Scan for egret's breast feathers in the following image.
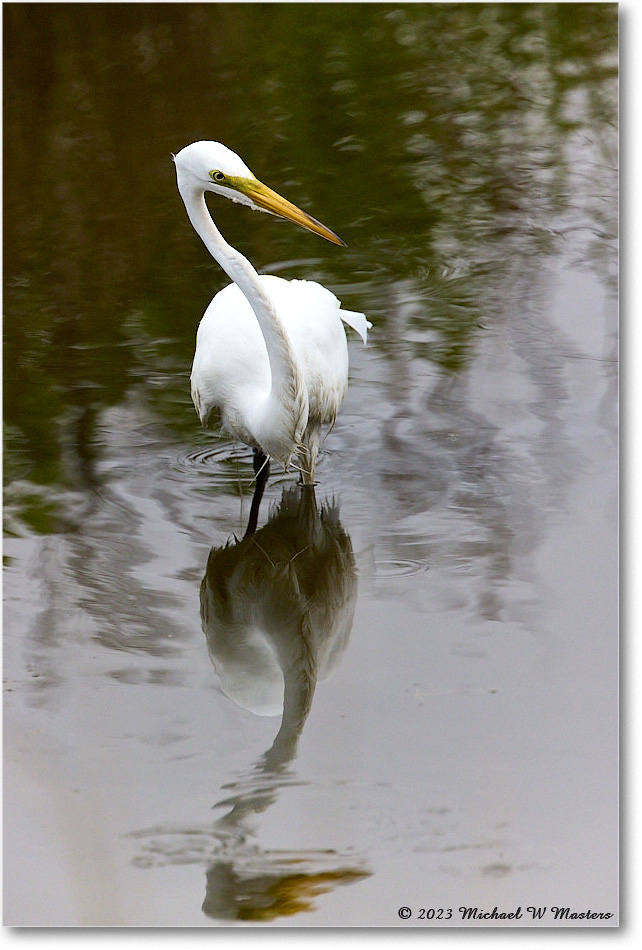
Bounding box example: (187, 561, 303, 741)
(190, 274, 369, 453)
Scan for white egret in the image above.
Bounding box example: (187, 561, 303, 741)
(174, 141, 370, 485)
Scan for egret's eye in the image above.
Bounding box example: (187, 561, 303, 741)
(210, 170, 226, 183)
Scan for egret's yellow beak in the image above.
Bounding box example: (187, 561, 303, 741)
(238, 179, 346, 247)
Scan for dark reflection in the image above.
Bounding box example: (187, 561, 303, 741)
(202, 856, 369, 923)
(130, 483, 369, 921)
(201, 482, 357, 766)
(201, 481, 357, 766)
(199, 484, 367, 920)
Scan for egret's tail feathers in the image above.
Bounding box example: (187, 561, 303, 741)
(340, 309, 372, 344)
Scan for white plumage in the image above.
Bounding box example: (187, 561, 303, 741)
(191, 275, 369, 474)
(174, 141, 370, 483)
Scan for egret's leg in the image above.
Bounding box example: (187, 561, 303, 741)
(252, 447, 270, 477)
(245, 448, 270, 537)
(299, 427, 320, 487)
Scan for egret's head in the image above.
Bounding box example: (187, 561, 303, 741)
(173, 141, 345, 246)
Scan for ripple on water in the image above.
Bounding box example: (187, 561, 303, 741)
(173, 441, 319, 491)
(375, 558, 429, 578)
(172, 442, 253, 486)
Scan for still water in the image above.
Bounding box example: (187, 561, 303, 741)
(3, 3, 618, 927)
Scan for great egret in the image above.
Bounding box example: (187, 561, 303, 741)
(174, 141, 370, 484)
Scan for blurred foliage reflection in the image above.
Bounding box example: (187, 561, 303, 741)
(3, 2, 616, 531)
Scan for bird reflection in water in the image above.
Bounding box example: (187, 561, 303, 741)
(198, 476, 369, 920)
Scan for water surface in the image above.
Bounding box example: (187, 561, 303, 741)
(3, 3, 618, 927)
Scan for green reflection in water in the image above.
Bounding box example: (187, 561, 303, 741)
(3, 2, 617, 532)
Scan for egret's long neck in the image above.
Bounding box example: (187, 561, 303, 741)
(182, 187, 307, 457)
